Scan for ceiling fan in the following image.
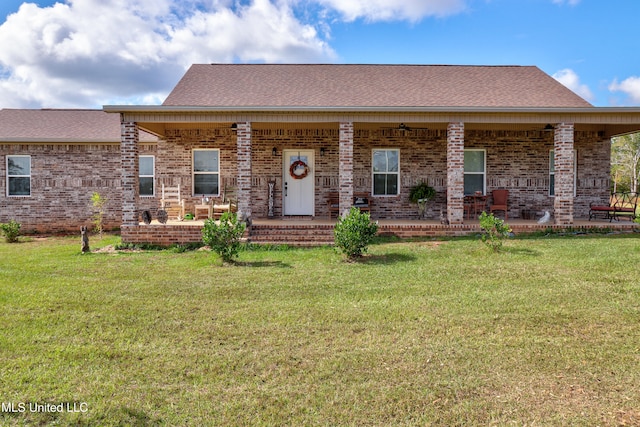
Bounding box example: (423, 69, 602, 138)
(527, 124, 555, 131)
(380, 123, 429, 132)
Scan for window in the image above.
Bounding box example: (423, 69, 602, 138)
(464, 149, 486, 195)
(549, 150, 577, 196)
(372, 149, 399, 196)
(7, 155, 31, 196)
(193, 149, 219, 196)
(139, 155, 155, 196)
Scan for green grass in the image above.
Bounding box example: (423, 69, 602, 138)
(1, 234, 639, 426)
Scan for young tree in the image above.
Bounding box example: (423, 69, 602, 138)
(611, 133, 640, 193)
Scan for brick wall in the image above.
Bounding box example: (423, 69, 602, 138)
(0, 142, 156, 233)
(137, 125, 612, 221)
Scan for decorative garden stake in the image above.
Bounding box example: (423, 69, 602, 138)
(81, 226, 90, 253)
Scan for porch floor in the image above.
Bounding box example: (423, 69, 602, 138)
(125, 216, 638, 246)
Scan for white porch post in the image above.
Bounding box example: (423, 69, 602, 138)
(121, 119, 139, 226)
(339, 122, 354, 216)
(447, 122, 465, 224)
(553, 122, 575, 225)
(236, 121, 252, 219)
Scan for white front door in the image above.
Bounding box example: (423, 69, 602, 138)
(283, 150, 315, 215)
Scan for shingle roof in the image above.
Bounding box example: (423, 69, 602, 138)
(162, 64, 592, 108)
(0, 109, 157, 142)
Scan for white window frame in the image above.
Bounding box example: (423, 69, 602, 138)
(549, 149, 577, 197)
(192, 149, 220, 196)
(372, 148, 400, 196)
(6, 155, 31, 197)
(139, 155, 155, 197)
(463, 149, 486, 195)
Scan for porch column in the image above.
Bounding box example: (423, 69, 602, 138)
(339, 122, 354, 216)
(553, 122, 575, 225)
(236, 121, 252, 219)
(446, 122, 465, 224)
(121, 119, 139, 226)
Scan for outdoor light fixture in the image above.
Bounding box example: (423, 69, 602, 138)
(230, 123, 238, 131)
(543, 124, 555, 131)
(272, 147, 277, 156)
(320, 147, 325, 156)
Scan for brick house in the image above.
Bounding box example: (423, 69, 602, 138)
(0, 109, 157, 233)
(3, 65, 640, 242)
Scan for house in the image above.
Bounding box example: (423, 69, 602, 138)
(0, 109, 157, 233)
(3, 65, 640, 243)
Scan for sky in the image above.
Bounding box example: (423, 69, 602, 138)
(0, 0, 639, 109)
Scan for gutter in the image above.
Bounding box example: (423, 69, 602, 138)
(103, 105, 640, 114)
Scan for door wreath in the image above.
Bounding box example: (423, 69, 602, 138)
(289, 160, 309, 179)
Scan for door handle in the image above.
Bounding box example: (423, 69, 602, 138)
(284, 182, 288, 197)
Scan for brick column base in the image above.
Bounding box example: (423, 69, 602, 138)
(554, 123, 574, 225)
(121, 120, 139, 226)
(339, 122, 354, 216)
(236, 122, 252, 219)
(447, 122, 465, 224)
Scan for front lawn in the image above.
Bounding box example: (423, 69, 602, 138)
(1, 235, 639, 426)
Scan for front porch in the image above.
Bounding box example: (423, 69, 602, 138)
(121, 217, 639, 246)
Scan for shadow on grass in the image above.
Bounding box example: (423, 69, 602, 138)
(119, 407, 163, 426)
(502, 246, 542, 256)
(357, 252, 417, 265)
(234, 260, 292, 268)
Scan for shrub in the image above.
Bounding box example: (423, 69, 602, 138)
(91, 192, 107, 237)
(408, 181, 436, 203)
(478, 211, 511, 252)
(334, 207, 379, 260)
(0, 219, 21, 243)
(202, 212, 246, 263)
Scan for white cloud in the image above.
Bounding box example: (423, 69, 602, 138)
(0, 0, 336, 108)
(609, 77, 640, 104)
(311, 0, 468, 22)
(552, 68, 594, 102)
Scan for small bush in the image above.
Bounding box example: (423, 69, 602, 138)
(202, 212, 246, 263)
(334, 207, 379, 260)
(0, 219, 21, 243)
(408, 181, 436, 203)
(479, 211, 511, 252)
(91, 192, 107, 237)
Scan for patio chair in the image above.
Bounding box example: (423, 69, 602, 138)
(327, 192, 340, 218)
(489, 189, 509, 220)
(160, 184, 185, 220)
(213, 186, 238, 219)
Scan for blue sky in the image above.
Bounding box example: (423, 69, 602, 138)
(1, 0, 639, 108)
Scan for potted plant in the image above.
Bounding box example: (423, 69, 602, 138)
(409, 181, 436, 219)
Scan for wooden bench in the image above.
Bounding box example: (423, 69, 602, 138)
(327, 192, 371, 218)
(589, 192, 638, 222)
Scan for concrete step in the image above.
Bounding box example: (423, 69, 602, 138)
(249, 224, 335, 246)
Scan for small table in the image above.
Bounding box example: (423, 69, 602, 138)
(194, 204, 212, 220)
(464, 194, 487, 219)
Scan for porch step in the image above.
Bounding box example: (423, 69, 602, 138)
(249, 223, 335, 246)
